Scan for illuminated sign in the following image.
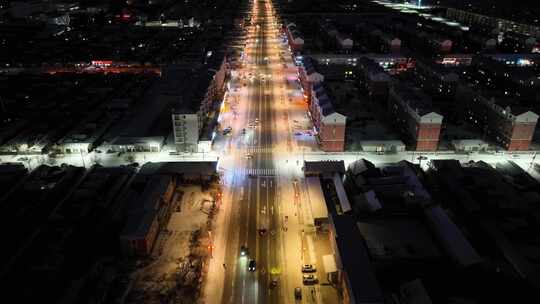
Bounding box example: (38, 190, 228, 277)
(91, 60, 113, 67)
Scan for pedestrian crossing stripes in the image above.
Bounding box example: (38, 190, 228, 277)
(237, 168, 276, 176)
(245, 147, 274, 154)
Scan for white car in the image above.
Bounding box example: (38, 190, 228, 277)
(302, 274, 318, 285)
(302, 264, 316, 273)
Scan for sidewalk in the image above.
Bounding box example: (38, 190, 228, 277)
(200, 165, 235, 304)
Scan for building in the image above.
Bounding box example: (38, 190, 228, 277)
(120, 174, 176, 256)
(109, 136, 165, 153)
(427, 160, 540, 293)
(358, 57, 390, 101)
(319, 21, 354, 51)
(446, 7, 540, 37)
(284, 22, 304, 52)
(388, 83, 443, 151)
(309, 53, 415, 75)
(298, 56, 324, 104)
(304, 161, 382, 304)
(55, 111, 116, 154)
(169, 57, 227, 152)
(412, 60, 461, 121)
(310, 83, 347, 152)
(461, 88, 539, 151)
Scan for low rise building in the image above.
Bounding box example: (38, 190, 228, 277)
(358, 57, 390, 101)
(388, 83, 443, 151)
(120, 174, 176, 256)
(310, 83, 347, 152)
(284, 22, 304, 52)
(55, 111, 116, 154)
(461, 88, 538, 151)
(109, 136, 165, 153)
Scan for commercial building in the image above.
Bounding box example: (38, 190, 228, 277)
(310, 83, 347, 152)
(283, 22, 304, 52)
(55, 111, 116, 154)
(388, 83, 443, 151)
(170, 55, 227, 152)
(298, 56, 324, 103)
(109, 136, 165, 153)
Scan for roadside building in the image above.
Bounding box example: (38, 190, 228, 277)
(284, 22, 304, 51)
(56, 111, 116, 154)
(298, 56, 324, 104)
(310, 83, 347, 152)
(168, 60, 226, 152)
(120, 175, 176, 256)
(388, 83, 443, 151)
(109, 136, 165, 153)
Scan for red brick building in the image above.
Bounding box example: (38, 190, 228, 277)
(463, 91, 539, 151)
(310, 83, 347, 152)
(120, 175, 176, 256)
(388, 84, 443, 151)
(298, 57, 324, 104)
(284, 22, 304, 52)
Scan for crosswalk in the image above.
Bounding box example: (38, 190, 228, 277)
(235, 168, 276, 176)
(244, 146, 274, 154)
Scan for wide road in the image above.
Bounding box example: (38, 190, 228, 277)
(221, 1, 283, 303)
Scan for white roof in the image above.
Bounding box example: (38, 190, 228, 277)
(322, 254, 338, 273)
(514, 111, 539, 123)
(321, 112, 347, 124)
(419, 112, 443, 124)
(306, 176, 328, 220)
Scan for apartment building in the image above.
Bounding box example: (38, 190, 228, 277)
(388, 83, 443, 151)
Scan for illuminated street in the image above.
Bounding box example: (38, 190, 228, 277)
(202, 0, 332, 303)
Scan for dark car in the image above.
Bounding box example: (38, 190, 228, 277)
(294, 287, 302, 300)
(248, 259, 256, 271)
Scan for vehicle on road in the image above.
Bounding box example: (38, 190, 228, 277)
(248, 259, 256, 271)
(240, 245, 248, 257)
(223, 127, 232, 135)
(258, 228, 267, 236)
(242, 128, 246, 135)
(302, 274, 318, 285)
(245, 153, 253, 159)
(302, 264, 316, 273)
(270, 278, 278, 288)
(294, 287, 302, 299)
